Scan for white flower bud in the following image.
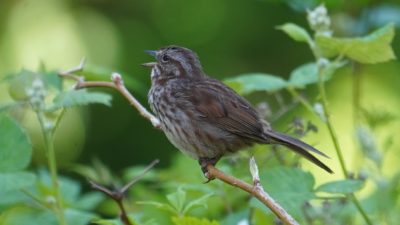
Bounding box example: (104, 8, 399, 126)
(307, 4, 332, 36)
(317, 58, 330, 68)
(27, 78, 47, 111)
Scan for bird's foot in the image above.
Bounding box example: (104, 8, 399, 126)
(199, 157, 220, 183)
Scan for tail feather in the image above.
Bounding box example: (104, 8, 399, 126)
(266, 130, 333, 174)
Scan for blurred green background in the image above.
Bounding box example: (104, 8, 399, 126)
(1, 0, 399, 187)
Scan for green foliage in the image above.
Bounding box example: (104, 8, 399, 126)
(251, 167, 315, 216)
(277, 23, 312, 43)
(138, 188, 213, 216)
(224, 73, 287, 94)
(0, 2, 398, 225)
(172, 216, 220, 225)
(0, 172, 36, 194)
(0, 114, 32, 172)
(288, 61, 347, 88)
(48, 89, 112, 112)
(316, 23, 396, 64)
(0, 206, 57, 225)
(315, 179, 365, 194)
(355, 126, 382, 166)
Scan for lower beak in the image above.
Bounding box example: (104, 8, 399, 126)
(142, 62, 157, 67)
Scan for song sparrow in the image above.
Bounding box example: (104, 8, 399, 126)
(144, 46, 332, 176)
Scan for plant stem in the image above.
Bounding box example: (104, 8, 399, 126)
(286, 87, 315, 114)
(36, 111, 66, 225)
(316, 64, 373, 225)
(316, 75, 348, 177)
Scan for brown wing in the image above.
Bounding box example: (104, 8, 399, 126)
(180, 78, 267, 142)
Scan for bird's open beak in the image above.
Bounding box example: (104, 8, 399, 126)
(144, 50, 157, 57)
(141, 62, 157, 67)
(142, 50, 158, 68)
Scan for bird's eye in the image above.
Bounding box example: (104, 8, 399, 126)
(161, 54, 170, 63)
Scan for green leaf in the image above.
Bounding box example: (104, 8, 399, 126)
(289, 63, 318, 88)
(0, 206, 56, 225)
(316, 23, 396, 64)
(277, 23, 312, 43)
(361, 108, 398, 129)
(92, 218, 122, 225)
(43, 71, 62, 91)
(316, 179, 364, 194)
(224, 73, 287, 95)
(288, 61, 346, 88)
(48, 89, 112, 111)
(167, 188, 186, 214)
(251, 167, 315, 216)
(36, 169, 81, 203)
(362, 172, 400, 214)
(0, 172, 36, 193)
(0, 114, 32, 172)
(172, 216, 220, 225)
(136, 201, 177, 214)
(65, 208, 97, 225)
(182, 193, 213, 215)
(74, 192, 104, 210)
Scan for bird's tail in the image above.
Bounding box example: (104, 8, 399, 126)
(265, 130, 333, 173)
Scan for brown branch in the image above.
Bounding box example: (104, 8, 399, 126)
(89, 159, 160, 225)
(59, 60, 161, 129)
(206, 157, 299, 225)
(58, 61, 299, 225)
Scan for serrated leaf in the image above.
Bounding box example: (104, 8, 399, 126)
(182, 193, 213, 215)
(224, 73, 287, 95)
(136, 201, 177, 214)
(316, 179, 364, 194)
(167, 188, 186, 214)
(48, 89, 112, 111)
(0, 172, 36, 193)
(0, 114, 32, 172)
(250, 167, 315, 216)
(277, 23, 312, 43)
(172, 216, 220, 225)
(316, 23, 396, 64)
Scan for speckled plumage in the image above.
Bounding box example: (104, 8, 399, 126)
(145, 46, 332, 174)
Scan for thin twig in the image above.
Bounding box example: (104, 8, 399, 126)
(59, 62, 299, 225)
(89, 159, 160, 225)
(59, 61, 160, 128)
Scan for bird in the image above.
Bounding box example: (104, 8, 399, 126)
(143, 45, 332, 177)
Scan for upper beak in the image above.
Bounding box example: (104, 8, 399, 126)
(144, 50, 157, 57)
(143, 50, 158, 68)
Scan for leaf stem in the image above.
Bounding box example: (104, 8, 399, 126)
(36, 111, 66, 225)
(314, 58, 372, 225)
(316, 71, 348, 177)
(286, 87, 315, 114)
